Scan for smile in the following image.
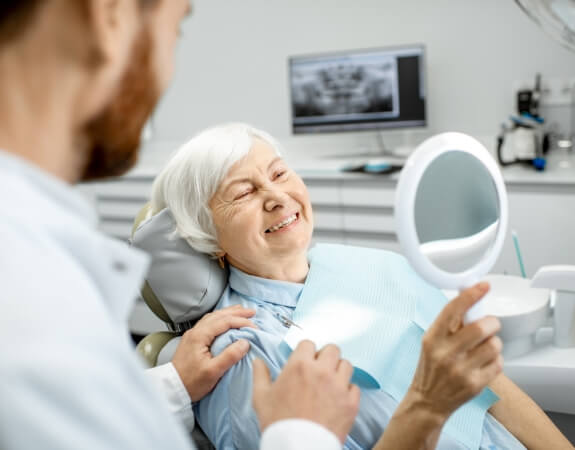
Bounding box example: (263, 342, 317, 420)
(265, 212, 300, 233)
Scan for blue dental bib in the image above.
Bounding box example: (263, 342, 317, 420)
(282, 243, 498, 450)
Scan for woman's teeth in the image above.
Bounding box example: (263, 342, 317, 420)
(266, 214, 298, 233)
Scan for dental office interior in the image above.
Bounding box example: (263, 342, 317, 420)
(80, 0, 575, 444)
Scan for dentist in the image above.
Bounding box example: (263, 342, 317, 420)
(0, 1, 517, 449)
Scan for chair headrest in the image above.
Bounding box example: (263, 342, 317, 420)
(131, 206, 228, 330)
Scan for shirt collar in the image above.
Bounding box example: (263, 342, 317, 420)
(228, 266, 304, 307)
(0, 150, 97, 226)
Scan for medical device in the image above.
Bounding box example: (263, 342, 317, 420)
(288, 44, 426, 134)
(496, 73, 548, 171)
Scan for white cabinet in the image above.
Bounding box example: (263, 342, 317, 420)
(493, 183, 575, 277)
(304, 175, 399, 252)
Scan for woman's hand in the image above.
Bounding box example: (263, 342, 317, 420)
(411, 282, 503, 420)
(374, 282, 503, 450)
(171, 305, 257, 402)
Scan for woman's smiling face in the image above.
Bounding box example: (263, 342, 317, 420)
(209, 139, 313, 278)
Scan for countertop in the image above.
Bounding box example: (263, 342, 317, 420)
(126, 146, 575, 185)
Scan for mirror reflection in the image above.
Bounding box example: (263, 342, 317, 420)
(414, 150, 500, 273)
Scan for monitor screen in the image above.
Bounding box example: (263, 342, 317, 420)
(289, 45, 426, 134)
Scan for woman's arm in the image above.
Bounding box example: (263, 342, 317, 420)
(196, 329, 270, 450)
(374, 283, 503, 450)
(488, 374, 573, 449)
(372, 389, 446, 450)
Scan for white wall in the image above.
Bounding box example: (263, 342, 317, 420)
(141, 0, 575, 166)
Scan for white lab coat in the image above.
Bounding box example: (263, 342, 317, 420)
(0, 150, 340, 450)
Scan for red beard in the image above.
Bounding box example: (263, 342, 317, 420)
(81, 29, 159, 181)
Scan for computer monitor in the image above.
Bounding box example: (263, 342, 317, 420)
(289, 45, 426, 134)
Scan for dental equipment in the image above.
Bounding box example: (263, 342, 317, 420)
(512, 229, 527, 278)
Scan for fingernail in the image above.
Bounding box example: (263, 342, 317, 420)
(477, 281, 489, 292)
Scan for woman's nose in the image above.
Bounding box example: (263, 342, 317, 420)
(263, 188, 288, 212)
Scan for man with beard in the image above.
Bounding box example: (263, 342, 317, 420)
(0, 1, 516, 450)
(0, 1, 359, 449)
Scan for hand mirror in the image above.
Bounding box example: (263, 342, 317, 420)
(395, 132, 508, 322)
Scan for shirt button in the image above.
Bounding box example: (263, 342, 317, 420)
(113, 261, 127, 272)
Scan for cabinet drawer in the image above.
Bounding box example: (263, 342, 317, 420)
(89, 179, 153, 200)
(97, 200, 146, 221)
(313, 207, 344, 231)
(306, 180, 341, 206)
(341, 179, 396, 208)
(343, 208, 395, 234)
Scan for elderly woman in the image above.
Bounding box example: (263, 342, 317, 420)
(150, 123, 570, 450)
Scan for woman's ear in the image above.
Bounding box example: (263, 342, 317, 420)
(216, 252, 226, 269)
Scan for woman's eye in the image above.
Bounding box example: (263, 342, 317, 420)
(274, 170, 286, 180)
(234, 190, 252, 200)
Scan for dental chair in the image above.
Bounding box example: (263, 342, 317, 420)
(130, 204, 229, 450)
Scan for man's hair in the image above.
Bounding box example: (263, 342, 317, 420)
(0, 0, 42, 44)
(0, 0, 159, 46)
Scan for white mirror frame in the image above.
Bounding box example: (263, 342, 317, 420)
(395, 132, 508, 291)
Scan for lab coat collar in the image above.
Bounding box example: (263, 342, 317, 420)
(0, 149, 97, 226)
(0, 149, 150, 321)
(228, 265, 303, 307)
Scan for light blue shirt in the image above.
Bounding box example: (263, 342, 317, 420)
(196, 265, 526, 450)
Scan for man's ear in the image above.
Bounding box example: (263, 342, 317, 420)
(85, 0, 139, 67)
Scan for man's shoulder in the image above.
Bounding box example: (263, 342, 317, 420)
(0, 219, 109, 333)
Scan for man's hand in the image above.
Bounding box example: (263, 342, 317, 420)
(410, 282, 503, 421)
(252, 340, 360, 444)
(171, 305, 256, 402)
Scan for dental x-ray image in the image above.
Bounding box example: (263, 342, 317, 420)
(291, 58, 399, 118)
(289, 45, 426, 134)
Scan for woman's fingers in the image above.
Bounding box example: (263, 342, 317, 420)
(464, 335, 503, 370)
(428, 282, 490, 339)
(449, 316, 501, 355)
(476, 354, 504, 388)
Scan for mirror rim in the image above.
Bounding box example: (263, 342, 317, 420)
(395, 132, 508, 290)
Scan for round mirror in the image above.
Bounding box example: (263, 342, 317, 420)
(395, 132, 508, 321)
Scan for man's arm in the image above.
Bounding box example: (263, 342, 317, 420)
(147, 362, 195, 430)
(260, 419, 341, 450)
(146, 305, 256, 430)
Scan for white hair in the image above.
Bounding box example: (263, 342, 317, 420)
(150, 123, 283, 256)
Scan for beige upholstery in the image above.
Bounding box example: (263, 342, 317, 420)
(136, 331, 178, 368)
